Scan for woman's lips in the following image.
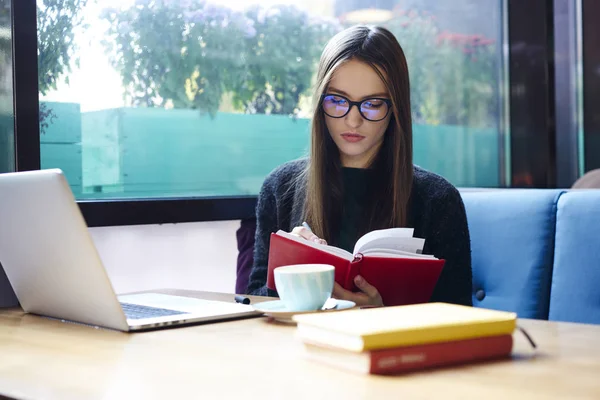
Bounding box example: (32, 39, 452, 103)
(341, 133, 365, 143)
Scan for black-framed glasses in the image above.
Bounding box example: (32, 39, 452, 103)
(320, 94, 392, 122)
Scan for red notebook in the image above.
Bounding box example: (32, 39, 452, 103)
(266, 229, 445, 306)
(302, 334, 514, 375)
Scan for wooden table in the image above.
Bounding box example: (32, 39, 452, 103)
(1, 289, 599, 400)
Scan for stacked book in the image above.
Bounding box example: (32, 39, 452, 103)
(292, 302, 517, 375)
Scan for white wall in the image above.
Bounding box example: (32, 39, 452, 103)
(89, 220, 241, 295)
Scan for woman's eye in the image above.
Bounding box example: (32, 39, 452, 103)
(363, 100, 383, 109)
(331, 96, 347, 105)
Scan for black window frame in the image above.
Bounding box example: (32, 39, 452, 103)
(581, 0, 600, 173)
(12, 0, 567, 227)
(553, 0, 582, 187)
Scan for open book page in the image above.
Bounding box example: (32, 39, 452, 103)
(275, 228, 434, 262)
(361, 248, 437, 260)
(353, 228, 425, 256)
(275, 230, 354, 261)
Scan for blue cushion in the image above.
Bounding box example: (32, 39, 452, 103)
(461, 190, 563, 319)
(549, 191, 600, 324)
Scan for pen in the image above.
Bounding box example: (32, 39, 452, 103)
(235, 295, 251, 305)
(302, 221, 312, 232)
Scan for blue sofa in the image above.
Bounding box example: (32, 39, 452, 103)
(462, 189, 600, 324)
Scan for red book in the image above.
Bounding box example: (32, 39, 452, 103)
(266, 229, 445, 306)
(302, 335, 514, 375)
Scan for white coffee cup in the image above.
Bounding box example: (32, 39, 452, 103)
(274, 264, 335, 311)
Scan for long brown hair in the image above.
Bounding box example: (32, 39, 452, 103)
(303, 25, 413, 243)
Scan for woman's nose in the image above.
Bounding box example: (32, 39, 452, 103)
(344, 104, 364, 128)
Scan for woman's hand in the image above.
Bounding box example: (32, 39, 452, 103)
(332, 275, 384, 307)
(290, 226, 327, 245)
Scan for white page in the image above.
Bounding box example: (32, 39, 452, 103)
(361, 247, 437, 259)
(353, 228, 422, 255)
(275, 230, 353, 260)
(355, 237, 425, 255)
(353, 227, 414, 255)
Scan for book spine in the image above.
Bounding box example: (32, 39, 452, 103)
(266, 233, 277, 289)
(345, 254, 363, 291)
(369, 335, 513, 375)
(363, 318, 517, 350)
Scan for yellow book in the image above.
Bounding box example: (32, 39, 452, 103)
(292, 302, 517, 352)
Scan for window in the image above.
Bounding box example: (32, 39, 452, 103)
(0, 0, 14, 174)
(553, 0, 600, 187)
(37, 0, 507, 203)
(581, 0, 600, 174)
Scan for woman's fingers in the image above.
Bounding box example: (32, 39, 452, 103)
(332, 282, 351, 300)
(332, 277, 384, 307)
(290, 226, 327, 245)
(353, 275, 380, 300)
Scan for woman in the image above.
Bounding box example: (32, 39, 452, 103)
(245, 25, 472, 307)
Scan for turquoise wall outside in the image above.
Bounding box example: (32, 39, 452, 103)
(41, 102, 499, 199)
(40, 102, 82, 195)
(413, 124, 499, 187)
(0, 114, 14, 174)
(118, 108, 312, 197)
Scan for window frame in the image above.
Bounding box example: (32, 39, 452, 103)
(13, 0, 40, 172)
(553, 0, 583, 187)
(507, 0, 557, 188)
(581, 0, 600, 173)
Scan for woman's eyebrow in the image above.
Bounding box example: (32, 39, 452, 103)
(328, 87, 388, 100)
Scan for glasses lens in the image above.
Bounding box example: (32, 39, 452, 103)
(322, 95, 349, 117)
(360, 99, 389, 121)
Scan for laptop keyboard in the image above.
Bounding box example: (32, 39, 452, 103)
(120, 302, 189, 320)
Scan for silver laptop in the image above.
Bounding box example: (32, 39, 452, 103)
(0, 169, 260, 331)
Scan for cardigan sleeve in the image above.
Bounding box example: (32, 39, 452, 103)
(245, 175, 279, 297)
(425, 185, 473, 306)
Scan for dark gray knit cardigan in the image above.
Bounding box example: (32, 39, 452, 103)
(246, 158, 473, 306)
